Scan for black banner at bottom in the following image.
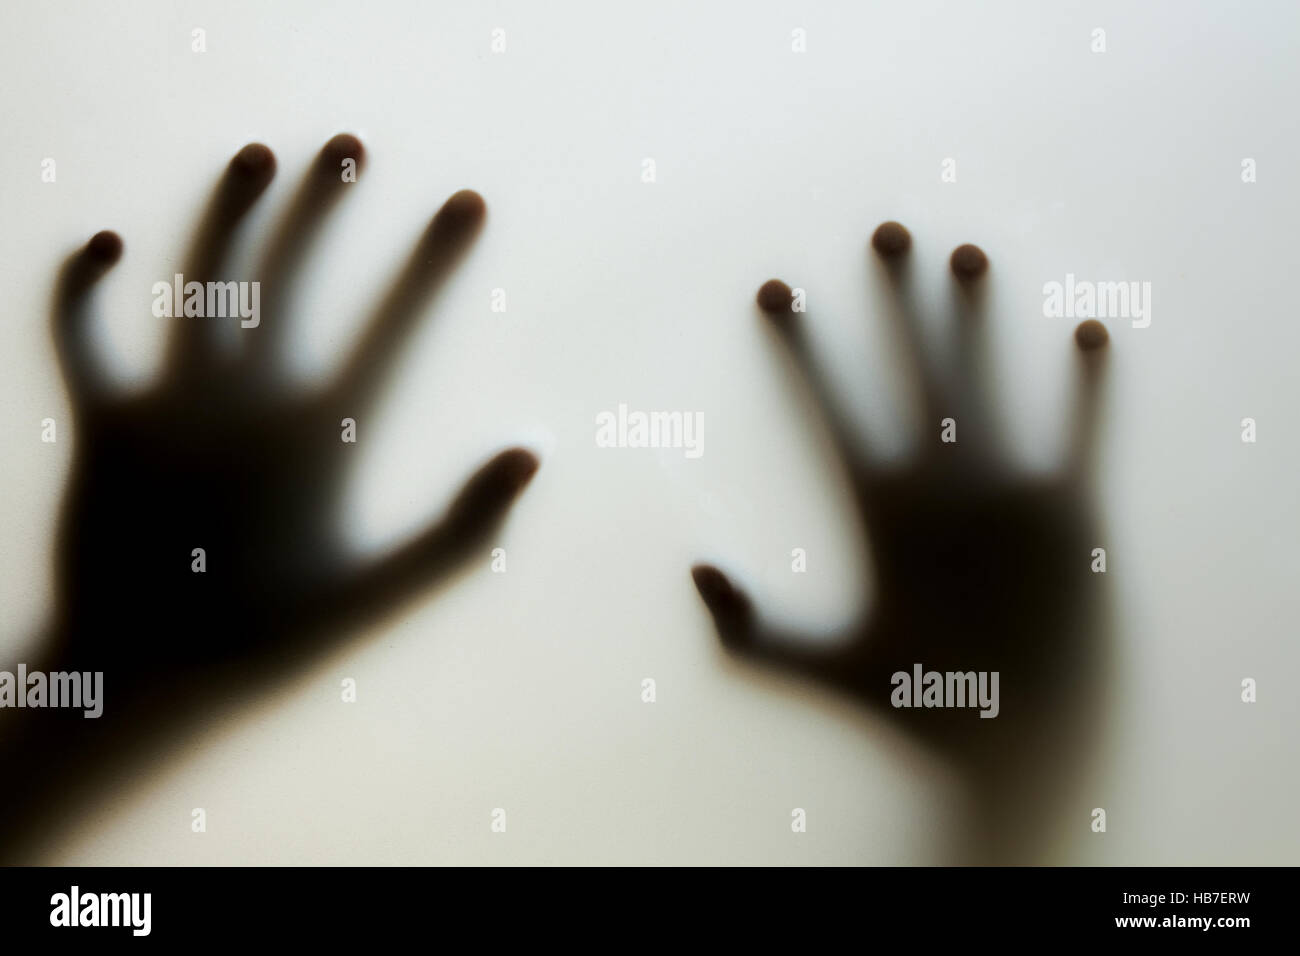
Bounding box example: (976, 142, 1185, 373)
(0, 866, 1282, 942)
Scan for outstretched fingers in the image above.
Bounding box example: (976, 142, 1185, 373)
(871, 221, 948, 427)
(52, 230, 123, 411)
(326, 189, 486, 412)
(1066, 319, 1110, 477)
(246, 133, 366, 376)
(691, 564, 866, 695)
(690, 563, 758, 647)
(164, 143, 276, 379)
(314, 448, 539, 630)
(948, 242, 1004, 460)
(756, 278, 877, 473)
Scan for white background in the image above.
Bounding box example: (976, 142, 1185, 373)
(1, 0, 1296, 863)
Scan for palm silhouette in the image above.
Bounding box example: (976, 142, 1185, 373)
(692, 223, 1112, 860)
(1, 136, 538, 860)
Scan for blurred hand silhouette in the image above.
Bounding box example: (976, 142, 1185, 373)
(691, 223, 1112, 862)
(0, 136, 538, 860)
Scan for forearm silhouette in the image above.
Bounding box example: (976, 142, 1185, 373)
(691, 223, 1113, 862)
(0, 136, 539, 860)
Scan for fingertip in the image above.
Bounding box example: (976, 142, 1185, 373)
(1074, 319, 1109, 352)
(428, 189, 487, 243)
(64, 230, 123, 291)
(86, 230, 123, 264)
(871, 221, 912, 259)
(491, 447, 540, 494)
(322, 133, 365, 172)
(231, 142, 276, 179)
(446, 188, 487, 222)
(691, 564, 754, 646)
(950, 243, 988, 281)
(691, 564, 737, 607)
(756, 278, 794, 315)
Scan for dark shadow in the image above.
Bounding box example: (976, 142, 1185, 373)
(0, 136, 539, 862)
(694, 222, 1114, 864)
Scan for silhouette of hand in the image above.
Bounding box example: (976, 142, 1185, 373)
(2, 136, 538, 858)
(691, 223, 1111, 855)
